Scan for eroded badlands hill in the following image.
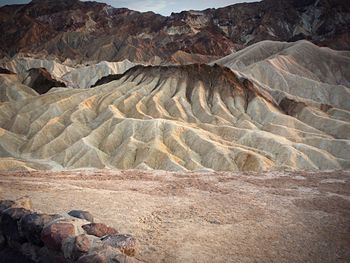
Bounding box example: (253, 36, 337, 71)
(0, 40, 349, 171)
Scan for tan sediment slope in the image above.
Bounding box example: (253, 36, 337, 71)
(0, 41, 349, 171)
(214, 40, 350, 110)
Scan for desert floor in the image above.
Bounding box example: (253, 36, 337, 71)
(0, 170, 349, 263)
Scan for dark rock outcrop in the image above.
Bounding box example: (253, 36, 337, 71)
(0, 197, 142, 262)
(0, 67, 15, 74)
(22, 68, 66, 94)
(92, 74, 122, 87)
(0, 0, 349, 64)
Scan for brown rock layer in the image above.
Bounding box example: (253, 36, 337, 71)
(0, 0, 349, 63)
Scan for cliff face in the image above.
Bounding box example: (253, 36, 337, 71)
(0, 0, 349, 63)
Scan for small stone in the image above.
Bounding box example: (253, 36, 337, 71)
(82, 223, 118, 237)
(68, 210, 94, 223)
(41, 221, 76, 251)
(101, 234, 136, 256)
(1, 208, 31, 243)
(20, 213, 58, 246)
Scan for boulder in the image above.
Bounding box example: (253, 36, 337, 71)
(20, 213, 58, 246)
(62, 234, 99, 260)
(77, 246, 135, 263)
(68, 210, 94, 223)
(0, 247, 34, 263)
(0, 200, 15, 213)
(73, 234, 92, 258)
(0, 234, 6, 250)
(41, 221, 76, 251)
(101, 234, 136, 256)
(20, 242, 41, 262)
(38, 246, 68, 263)
(76, 251, 109, 263)
(1, 208, 31, 243)
(82, 223, 118, 237)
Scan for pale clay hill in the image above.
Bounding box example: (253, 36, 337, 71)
(0, 40, 349, 172)
(0, 57, 136, 89)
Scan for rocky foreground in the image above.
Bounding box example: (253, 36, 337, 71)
(0, 170, 349, 262)
(0, 196, 141, 262)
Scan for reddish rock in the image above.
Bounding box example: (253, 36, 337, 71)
(101, 234, 136, 256)
(71, 234, 92, 260)
(82, 223, 118, 237)
(41, 221, 76, 251)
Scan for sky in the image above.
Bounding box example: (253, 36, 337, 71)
(0, 0, 259, 16)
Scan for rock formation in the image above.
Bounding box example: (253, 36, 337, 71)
(0, 40, 349, 172)
(0, 197, 141, 262)
(0, 58, 136, 89)
(0, 0, 349, 64)
(22, 68, 66, 94)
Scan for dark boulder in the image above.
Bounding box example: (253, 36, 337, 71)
(1, 208, 31, 243)
(19, 213, 58, 246)
(0, 234, 6, 250)
(0, 200, 15, 213)
(68, 210, 94, 223)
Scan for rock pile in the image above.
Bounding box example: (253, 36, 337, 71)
(0, 197, 141, 263)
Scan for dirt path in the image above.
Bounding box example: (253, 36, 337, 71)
(0, 170, 349, 263)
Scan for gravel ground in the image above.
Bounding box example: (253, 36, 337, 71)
(0, 169, 349, 263)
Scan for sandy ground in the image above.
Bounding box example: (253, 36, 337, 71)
(0, 169, 349, 263)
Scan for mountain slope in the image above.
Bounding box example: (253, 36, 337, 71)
(214, 40, 350, 110)
(0, 0, 349, 64)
